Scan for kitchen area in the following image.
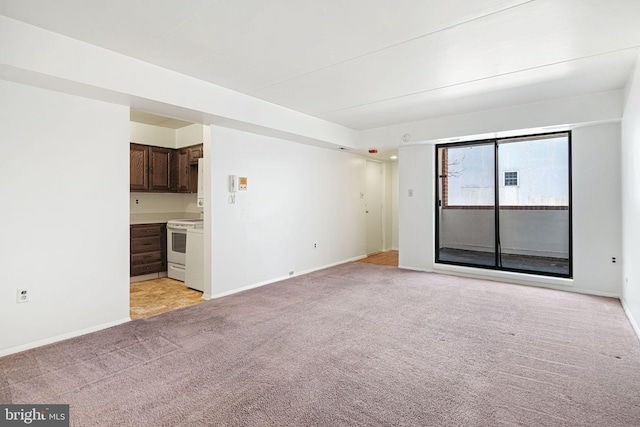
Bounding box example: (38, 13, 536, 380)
(129, 110, 207, 319)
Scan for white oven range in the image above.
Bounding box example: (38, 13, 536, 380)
(166, 219, 203, 282)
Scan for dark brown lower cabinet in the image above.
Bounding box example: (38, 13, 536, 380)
(130, 223, 166, 276)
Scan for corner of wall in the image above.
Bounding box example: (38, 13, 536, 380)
(620, 51, 640, 342)
(176, 123, 206, 148)
(620, 296, 640, 342)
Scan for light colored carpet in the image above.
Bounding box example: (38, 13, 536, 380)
(2, 263, 640, 426)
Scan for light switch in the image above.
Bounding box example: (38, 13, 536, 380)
(408, 189, 414, 197)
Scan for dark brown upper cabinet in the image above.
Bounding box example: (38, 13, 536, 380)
(174, 148, 190, 192)
(130, 143, 203, 193)
(188, 145, 203, 164)
(149, 146, 172, 192)
(130, 144, 149, 191)
(174, 144, 203, 193)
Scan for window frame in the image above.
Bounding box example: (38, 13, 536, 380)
(434, 131, 573, 279)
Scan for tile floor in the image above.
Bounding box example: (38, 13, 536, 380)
(130, 278, 204, 320)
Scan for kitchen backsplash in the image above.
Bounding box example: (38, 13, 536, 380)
(130, 192, 200, 214)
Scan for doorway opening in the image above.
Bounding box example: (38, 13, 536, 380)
(365, 160, 383, 255)
(129, 110, 208, 319)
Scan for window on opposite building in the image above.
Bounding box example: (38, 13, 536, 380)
(504, 171, 518, 186)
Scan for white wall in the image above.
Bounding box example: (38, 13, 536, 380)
(129, 192, 198, 215)
(0, 81, 130, 355)
(571, 123, 622, 296)
(176, 124, 206, 148)
(130, 122, 175, 148)
(621, 56, 640, 336)
(361, 90, 624, 149)
(130, 121, 205, 149)
(399, 122, 622, 296)
(209, 126, 366, 297)
(398, 145, 434, 271)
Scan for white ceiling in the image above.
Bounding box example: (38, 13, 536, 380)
(1, 0, 639, 131)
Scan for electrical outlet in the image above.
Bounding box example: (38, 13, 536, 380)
(17, 288, 30, 304)
(313, 242, 317, 250)
(612, 257, 617, 264)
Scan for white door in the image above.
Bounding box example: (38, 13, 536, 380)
(365, 160, 383, 254)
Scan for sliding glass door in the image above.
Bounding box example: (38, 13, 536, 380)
(436, 132, 571, 278)
(437, 141, 496, 267)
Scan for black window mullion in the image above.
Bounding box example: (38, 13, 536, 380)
(494, 141, 500, 268)
(434, 145, 441, 263)
(568, 134, 573, 278)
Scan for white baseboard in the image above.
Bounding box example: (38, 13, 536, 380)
(620, 297, 640, 342)
(398, 264, 433, 273)
(209, 255, 367, 300)
(399, 263, 621, 298)
(0, 317, 131, 358)
(433, 263, 575, 290)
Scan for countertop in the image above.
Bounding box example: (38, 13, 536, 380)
(130, 212, 202, 225)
